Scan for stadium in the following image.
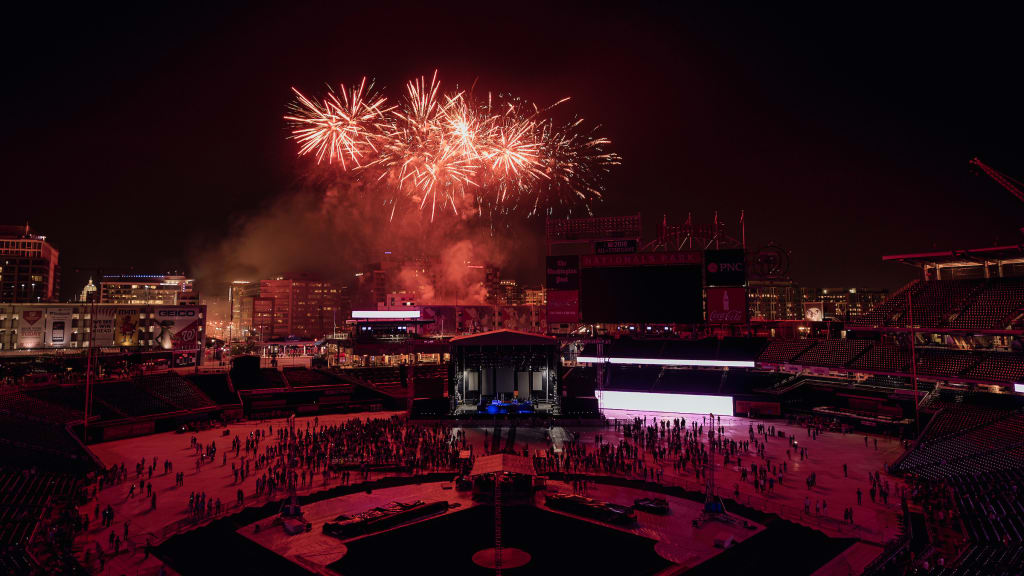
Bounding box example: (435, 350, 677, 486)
(2, 208, 1024, 576)
(4, 6, 1024, 575)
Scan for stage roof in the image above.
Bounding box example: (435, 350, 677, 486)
(470, 453, 537, 477)
(450, 329, 557, 347)
(883, 244, 1024, 269)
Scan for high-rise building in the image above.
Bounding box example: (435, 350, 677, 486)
(252, 296, 275, 342)
(805, 287, 890, 321)
(227, 281, 259, 341)
(99, 274, 198, 305)
(257, 277, 348, 340)
(747, 281, 803, 321)
(0, 224, 60, 303)
(493, 279, 524, 305)
(747, 282, 889, 322)
(382, 291, 417, 309)
(523, 287, 546, 307)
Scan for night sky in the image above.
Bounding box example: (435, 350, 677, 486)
(3, 3, 1023, 299)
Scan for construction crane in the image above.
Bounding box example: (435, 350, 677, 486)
(970, 157, 1024, 204)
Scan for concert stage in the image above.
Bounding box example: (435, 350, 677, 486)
(449, 330, 561, 416)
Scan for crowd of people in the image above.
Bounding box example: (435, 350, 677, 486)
(529, 412, 901, 535)
(72, 410, 908, 574)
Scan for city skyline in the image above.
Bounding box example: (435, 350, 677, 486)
(3, 4, 1024, 297)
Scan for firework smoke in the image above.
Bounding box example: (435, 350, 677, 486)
(286, 72, 620, 220)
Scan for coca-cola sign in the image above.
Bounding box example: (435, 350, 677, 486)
(707, 287, 747, 324)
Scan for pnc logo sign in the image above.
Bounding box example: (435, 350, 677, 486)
(705, 249, 747, 286)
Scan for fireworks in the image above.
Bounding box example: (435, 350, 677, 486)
(284, 78, 393, 169)
(286, 72, 619, 219)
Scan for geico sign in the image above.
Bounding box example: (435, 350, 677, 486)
(157, 310, 197, 317)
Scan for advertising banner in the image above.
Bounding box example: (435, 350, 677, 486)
(91, 308, 141, 347)
(154, 306, 202, 350)
(17, 309, 45, 348)
(114, 309, 141, 346)
(91, 307, 115, 346)
(46, 307, 73, 347)
(595, 239, 638, 255)
(706, 287, 747, 323)
(705, 249, 746, 286)
(545, 255, 579, 290)
(803, 302, 825, 322)
(546, 290, 580, 324)
(546, 255, 580, 325)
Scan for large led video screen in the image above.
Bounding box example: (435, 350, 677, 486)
(596, 390, 734, 416)
(580, 264, 703, 323)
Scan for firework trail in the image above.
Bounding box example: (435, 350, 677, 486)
(285, 72, 619, 220)
(284, 78, 393, 168)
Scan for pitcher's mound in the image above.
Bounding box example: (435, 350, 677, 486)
(472, 547, 531, 569)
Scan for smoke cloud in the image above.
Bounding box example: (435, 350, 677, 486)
(193, 178, 540, 304)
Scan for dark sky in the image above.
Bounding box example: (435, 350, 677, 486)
(4, 3, 1023, 299)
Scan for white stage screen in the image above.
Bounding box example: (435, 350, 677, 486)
(351, 310, 421, 319)
(576, 356, 755, 368)
(595, 390, 734, 416)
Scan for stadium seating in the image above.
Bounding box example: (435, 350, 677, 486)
(231, 368, 287, 391)
(343, 366, 404, 394)
(908, 280, 984, 328)
(757, 340, 815, 364)
(915, 349, 982, 379)
(0, 412, 94, 473)
(963, 353, 1024, 384)
(856, 277, 1024, 330)
(949, 471, 1024, 545)
(89, 380, 177, 418)
(792, 339, 871, 368)
(412, 364, 448, 398)
(24, 385, 120, 421)
(857, 281, 922, 328)
(929, 543, 1024, 576)
(895, 407, 1024, 479)
(849, 343, 912, 374)
(0, 389, 83, 424)
(143, 373, 216, 411)
(918, 392, 1018, 444)
(748, 337, 1024, 385)
(186, 374, 240, 405)
(283, 368, 339, 387)
(0, 469, 81, 575)
(950, 277, 1024, 329)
